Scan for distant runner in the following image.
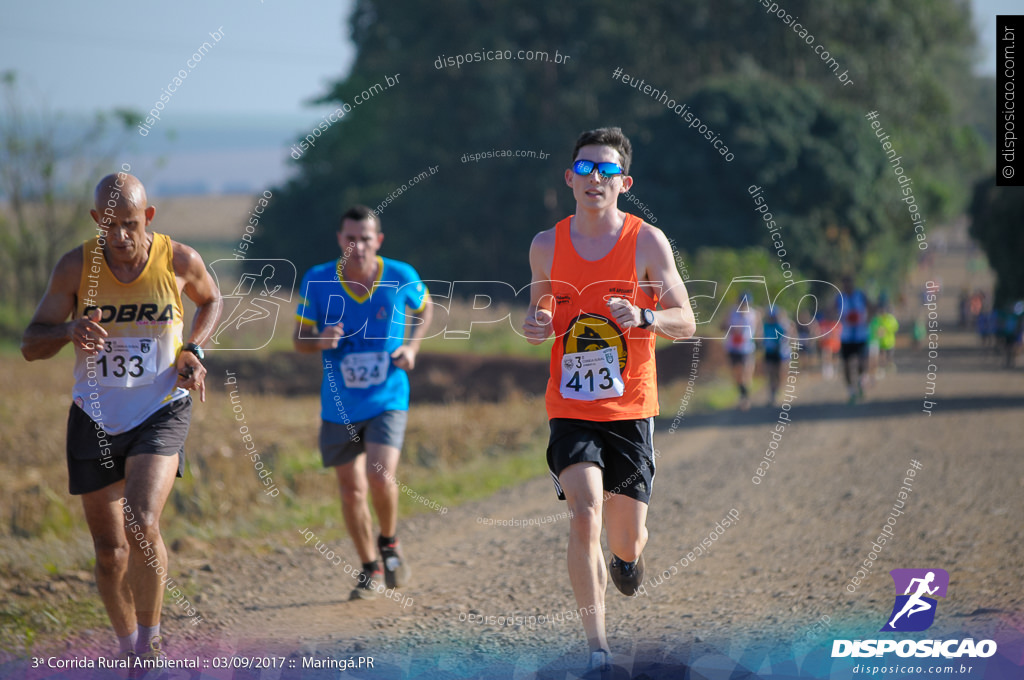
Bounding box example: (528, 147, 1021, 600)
(818, 312, 842, 380)
(762, 307, 794, 405)
(721, 292, 760, 410)
(836, 276, 870, 403)
(873, 302, 899, 379)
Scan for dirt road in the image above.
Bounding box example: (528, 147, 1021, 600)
(143, 265, 1024, 679)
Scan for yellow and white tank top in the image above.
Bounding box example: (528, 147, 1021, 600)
(72, 233, 187, 434)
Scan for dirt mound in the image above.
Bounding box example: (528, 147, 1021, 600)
(204, 351, 547, 402)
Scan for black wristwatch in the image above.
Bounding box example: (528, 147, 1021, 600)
(638, 308, 655, 329)
(182, 342, 205, 361)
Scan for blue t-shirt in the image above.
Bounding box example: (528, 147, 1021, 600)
(296, 256, 428, 424)
(762, 319, 791, 358)
(837, 290, 869, 343)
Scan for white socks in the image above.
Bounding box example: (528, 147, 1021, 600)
(135, 623, 160, 654)
(117, 630, 138, 655)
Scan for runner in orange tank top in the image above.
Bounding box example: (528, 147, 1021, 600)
(522, 127, 696, 673)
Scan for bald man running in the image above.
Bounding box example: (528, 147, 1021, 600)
(21, 171, 222, 661)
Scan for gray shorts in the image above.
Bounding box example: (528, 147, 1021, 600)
(319, 409, 408, 468)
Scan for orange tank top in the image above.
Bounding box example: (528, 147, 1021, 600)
(545, 213, 659, 421)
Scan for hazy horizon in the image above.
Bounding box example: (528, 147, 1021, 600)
(1, 0, 1007, 197)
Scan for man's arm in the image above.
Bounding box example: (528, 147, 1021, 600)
(172, 242, 223, 401)
(391, 293, 433, 371)
(294, 320, 345, 353)
(22, 247, 109, 361)
(608, 225, 695, 341)
(293, 269, 346, 354)
(522, 229, 556, 345)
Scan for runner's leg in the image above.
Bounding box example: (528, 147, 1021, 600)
(604, 493, 648, 563)
(560, 462, 608, 653)
(857, 348, 868, 392)
(742, 353, 755, 391)
(336, 456, 375, 564)
(81, 479, 133, 636)
(123, 453, 179, 627)
(365, 442, 400, 539)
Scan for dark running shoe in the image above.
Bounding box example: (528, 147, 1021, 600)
(380, 539, 410, 589)
(609, 554, 645, 596)
(349, 566, 383, 600)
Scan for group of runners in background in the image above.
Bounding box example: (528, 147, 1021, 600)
(960, 287, 1024, 368)
(721, 271, 1024, 412)
(722, 275, 901, 408)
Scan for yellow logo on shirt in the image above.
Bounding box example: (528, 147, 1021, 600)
(563, 313, 627, 371)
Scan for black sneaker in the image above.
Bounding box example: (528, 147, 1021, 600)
(609, 554, 645, 596)
(349, 566, 383, 600)
(380, 540, 410, 589)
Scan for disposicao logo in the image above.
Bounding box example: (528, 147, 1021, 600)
(831, 568, 998, 659)
(881, 568, 948, 632)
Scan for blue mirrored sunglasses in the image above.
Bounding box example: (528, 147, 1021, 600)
(572, 159, 624, 178)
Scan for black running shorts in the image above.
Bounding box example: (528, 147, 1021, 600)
(546, 417, 656, 504)
(66, 396, 190, 496)
(840, 341, 868, 360)
(728, 351, 753, 367)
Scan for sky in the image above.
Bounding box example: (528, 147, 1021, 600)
(1, 0, 355, 120)
(0, 0, 1007, 121)
(1, 0, 356, 193)
(975, 0, 1020, 73)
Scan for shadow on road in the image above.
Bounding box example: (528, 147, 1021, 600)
(664, 394, 1024, 430)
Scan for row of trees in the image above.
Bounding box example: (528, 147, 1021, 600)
(252, 0, 987, 295)
(3, 2, 1008, 324)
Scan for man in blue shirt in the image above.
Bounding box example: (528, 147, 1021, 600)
(294, 205, 432, 599)
(835, 275, 870, 403)
(762, 307, 794, 405)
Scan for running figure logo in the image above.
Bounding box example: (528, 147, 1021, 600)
(207, 259, 296, 350)
(880, 568, 949, 632)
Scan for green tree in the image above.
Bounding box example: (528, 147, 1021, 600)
(969, 178, 1024, 306)
(626, 77, 893, 282)
(253, 0, 986, 294)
